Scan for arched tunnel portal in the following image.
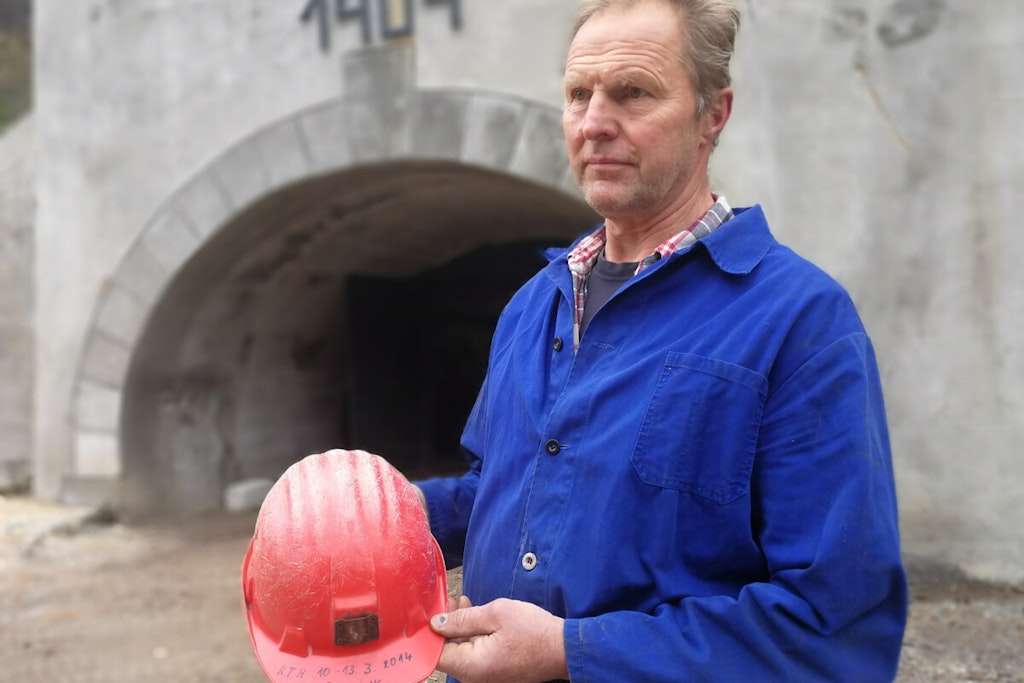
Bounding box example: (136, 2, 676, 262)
(119, 160, 597, 515)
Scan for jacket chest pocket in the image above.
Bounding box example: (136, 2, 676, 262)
(631, 352, 767, 504)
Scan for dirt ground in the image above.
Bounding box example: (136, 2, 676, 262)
(2, 495, 1022, 682)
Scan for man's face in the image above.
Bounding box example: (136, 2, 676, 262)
(563, 2, 715, 223)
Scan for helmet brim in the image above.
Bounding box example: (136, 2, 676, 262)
(243, 535, 448, 683)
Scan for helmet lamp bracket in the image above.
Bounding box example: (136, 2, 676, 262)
(335, 613, 380, 646)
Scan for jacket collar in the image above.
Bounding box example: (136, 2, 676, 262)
(696, 204, 774, 275)
(546, 204, 774, 276)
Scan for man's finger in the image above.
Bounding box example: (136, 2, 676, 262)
(446, 594, 473, 613)
(430, 602, 493, 638)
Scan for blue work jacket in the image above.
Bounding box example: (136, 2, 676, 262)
(419, 205, 907, 681)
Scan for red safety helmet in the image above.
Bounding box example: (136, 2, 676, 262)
(242, 449, 447, 683)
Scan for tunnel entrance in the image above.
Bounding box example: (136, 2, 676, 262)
(120, 160, 597, 516)
(346, 242, 550, 478)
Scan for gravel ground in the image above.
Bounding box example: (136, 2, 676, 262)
(2, 494, 1022, 682)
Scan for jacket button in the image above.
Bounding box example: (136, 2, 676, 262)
(552, 337, 563, 352)
(544, 439, 561, 455)
(521, 552, 538, 571)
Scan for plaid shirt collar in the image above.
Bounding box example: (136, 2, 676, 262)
(567, 196, 734, 351)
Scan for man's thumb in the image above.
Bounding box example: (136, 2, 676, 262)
(431, 609, 469, 636)
(430, 612, 451, 632)
(430, 599, 478, 637)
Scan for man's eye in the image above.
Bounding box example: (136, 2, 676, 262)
(571, 89, 587, 101)
(628, 86, 646, 99)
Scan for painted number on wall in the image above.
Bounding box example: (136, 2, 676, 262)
(301, 0, 462, 51)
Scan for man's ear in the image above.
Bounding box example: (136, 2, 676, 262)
(704, 87, 734, 144)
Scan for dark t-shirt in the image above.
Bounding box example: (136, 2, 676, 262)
(580, 251, 638, 335)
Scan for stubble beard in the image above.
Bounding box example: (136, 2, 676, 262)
(580, 142, 704, 223)
(577, 167, 677, 222)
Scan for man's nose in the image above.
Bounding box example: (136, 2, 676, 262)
(579, 94, 618, 140)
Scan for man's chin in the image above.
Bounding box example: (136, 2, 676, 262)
(582, 187, 637, 219)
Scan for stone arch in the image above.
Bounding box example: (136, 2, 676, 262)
(68, 86, 590, 509)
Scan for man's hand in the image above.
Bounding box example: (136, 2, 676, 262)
(430, 596, 569, 683)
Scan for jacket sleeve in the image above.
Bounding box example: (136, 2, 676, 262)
(417, 458, 480, 569)
(564, 333, 908, 682)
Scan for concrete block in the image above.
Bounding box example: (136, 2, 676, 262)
(0, 325, 31, 478)
(344, 43, 414, 99)
(210, 140, 271, 213)
(257, 118, 312, 190)
(461, 96, 525, 171)
(80, 333, 131, 387)
(223, 478, 275, 513)
(141, 208, 202, 274)
(114, 243, 169, 305)
(340, 95, 411, 163)
(75, 381, 121, 432)
(0, 118, 35, 497)
(60, 475, 119, 508)
(174, 172, 233, 240)
(297, 100, 355, 174)
(342, 45, 415, 161)
(411, 90, 469, 159)
(74, 431, 120, 478)
(94, 285, 148, 347)
(0, 459, 30, 493)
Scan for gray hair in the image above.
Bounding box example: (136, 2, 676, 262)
(572, 0, 740, 116)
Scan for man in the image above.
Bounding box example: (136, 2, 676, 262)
(416, 0, 908, 680)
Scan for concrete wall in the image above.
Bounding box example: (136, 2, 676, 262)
(714, 0, 1024, 582)
(22, 0, 1024, 581)
(31, 0, 582, 502)
(0, 114, 33, 491)
(31, 0, 346, 502)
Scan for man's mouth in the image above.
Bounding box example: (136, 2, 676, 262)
(585, 157, 631, 171)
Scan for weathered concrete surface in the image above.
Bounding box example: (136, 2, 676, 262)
(715, 0, 1024, 582)
(30, 0, 584, 505)
(30, 0, 351, 504)
(0, 114, 33, 492)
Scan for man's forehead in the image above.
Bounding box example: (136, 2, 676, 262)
(563, 59, 666, 85)
(567, 4, 683, 61)
(565, 32, 683, 79)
